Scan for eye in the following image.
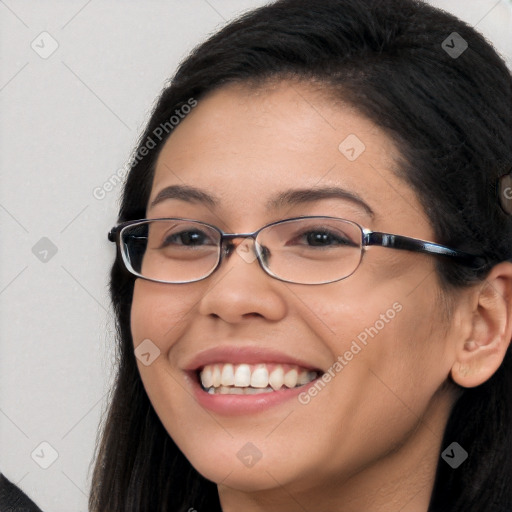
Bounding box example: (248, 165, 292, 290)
(161, 229, 216, 247)
(297, 229, 358, 247)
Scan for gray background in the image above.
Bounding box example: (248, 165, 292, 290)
(1, 1, 511, 511)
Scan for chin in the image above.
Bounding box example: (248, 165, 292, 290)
(185, 444, 304, 492)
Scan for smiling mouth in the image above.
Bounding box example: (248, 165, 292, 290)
(197, 362, 321, 395)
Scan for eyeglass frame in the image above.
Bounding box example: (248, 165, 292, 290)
(108, 215, 488, 285)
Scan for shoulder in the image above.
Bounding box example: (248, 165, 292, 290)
(0, 474, 43, 512)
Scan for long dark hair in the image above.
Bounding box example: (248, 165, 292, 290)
(89, 1, 512, 510)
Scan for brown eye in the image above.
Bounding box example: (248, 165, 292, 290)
(302, 230, 356, 247)
(161, 229, 214, 247)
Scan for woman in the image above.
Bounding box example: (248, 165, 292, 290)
(90, 0, 512, 510)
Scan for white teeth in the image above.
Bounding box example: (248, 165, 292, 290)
(284, 369, 298, 388)
(200, 366, 213, 388)
(199, 363, 319, 394)
(213, 386, 274, 395)
(269, 366, 284, 390)
(234, 364, 251, 387)
(297, 370, 316, 385)
(212, 365, 222, 387)
(244, 386, 262, 395)
(221, 363, 235, 386)
(251, 365, 269, 388)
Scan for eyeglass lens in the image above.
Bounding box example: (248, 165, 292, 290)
(120, 218, 364, 284)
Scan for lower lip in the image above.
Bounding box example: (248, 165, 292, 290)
(187, 372, 319, 415)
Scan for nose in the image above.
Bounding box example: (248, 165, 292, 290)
(197, 238, 287, 323)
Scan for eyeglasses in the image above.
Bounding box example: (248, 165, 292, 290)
(108, 216, 486, 285)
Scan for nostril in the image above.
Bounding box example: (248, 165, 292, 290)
(242, 312, 263, 319)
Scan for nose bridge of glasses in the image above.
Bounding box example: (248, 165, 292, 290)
(221, 233, 260, 261)
(222, 233, 257, 242)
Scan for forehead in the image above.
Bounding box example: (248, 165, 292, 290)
(150, 81, 429, 233)
(154, 81, 390, 175)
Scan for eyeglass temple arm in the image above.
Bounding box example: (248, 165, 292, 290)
(108, 227, 149, 244)
(364, 232, 487, 269)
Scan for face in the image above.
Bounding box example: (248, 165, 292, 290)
(130, 81, 460, 506)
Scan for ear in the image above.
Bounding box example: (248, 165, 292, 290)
(451, 262, 512, 388)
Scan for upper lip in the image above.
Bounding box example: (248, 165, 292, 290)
(183, 345, 323, 372)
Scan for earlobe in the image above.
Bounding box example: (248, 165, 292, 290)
(451, 262, 512, 388)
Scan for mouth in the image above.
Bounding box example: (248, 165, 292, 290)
(183, 346, 325, 414)
(197, 363, 321, 395)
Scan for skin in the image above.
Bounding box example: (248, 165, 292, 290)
(130, 81, 512, 512)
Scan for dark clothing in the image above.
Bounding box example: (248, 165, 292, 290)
(0, 474, 43, 512)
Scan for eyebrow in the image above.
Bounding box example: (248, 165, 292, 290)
(149, 184, 218, 210)
(266, 186, 374, 217)
(149, 184, 374, 217)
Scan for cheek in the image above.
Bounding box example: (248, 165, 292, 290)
(297, 285, 452, 466)
(130, 280, 198, 348)
(129, 281, 202, 436)
(308, 276, 452, 409)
